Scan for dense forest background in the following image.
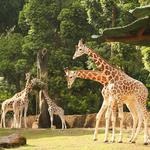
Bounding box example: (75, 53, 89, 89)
(0, 0, 150, 115)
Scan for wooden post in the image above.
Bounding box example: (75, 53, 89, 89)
(37, 48, 50, 128)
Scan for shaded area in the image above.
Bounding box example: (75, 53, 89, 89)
(0, 128, 94, 140)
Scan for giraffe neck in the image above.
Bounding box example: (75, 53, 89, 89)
(42, 90, 53, 105)
(23, 82, 33, 99)
(87, 48, 111, 69)
(86, 48, 125, 81)
(76, 70, 108, 85)
(25, 77, 31, 89)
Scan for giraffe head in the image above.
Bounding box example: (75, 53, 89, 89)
(25, 72, 31, 80)
(64, 67, 77, 89)
(73, 39, 88, 59)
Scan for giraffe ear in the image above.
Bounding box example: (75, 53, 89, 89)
(64, 67, 69, 73)
(80, 38, 85, 44)
(64, 67, 69, 76)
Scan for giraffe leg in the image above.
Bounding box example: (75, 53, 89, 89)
(24, 106, 28, 128)
(62, 116, 67, 129)
(93, 101, 108, 141)
(104, 99, 112, 143)
(131, 102, 143, 143)
(126, 103, 138, 142)
(14, 110, 20, 128)
(19, 109, 23, 128)
(60, 115, 65, 130)
(117, 103, 124, 143)
(0, 111, 3, 128)
(140, 104, 149, 145)
(16, 112, 20, 128)
(61, 114, 67, 129)
(1, 112, 4, 128)
(111, 104, 117, 143)
(11, 118, 15, 128)
(49, 110, 53, 128)
(64, 120, 67, 129)
(13, 113, 17, 128)
(143, 116, 149, 145)
(2, 111, 6, 128)
(0, 110, 3, 128)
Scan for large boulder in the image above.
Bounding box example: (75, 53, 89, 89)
(84, 113, 96, 128)
(65, 115, 86, 128)
(0, 134, 26, 148)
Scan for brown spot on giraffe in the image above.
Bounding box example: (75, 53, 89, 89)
(104, 70, 110, 75)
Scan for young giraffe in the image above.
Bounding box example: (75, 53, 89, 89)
(12, 78, 40, 128)
(0, 73, 31, 128)
(72, 39, 149, 144)
(42, 90, 67, 129)
(64, 68, 139, 143)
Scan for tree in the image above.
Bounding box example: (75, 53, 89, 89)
(0, 0, 25, 33)
(0, 33, 25, 91)
(37, 48, 50, 128)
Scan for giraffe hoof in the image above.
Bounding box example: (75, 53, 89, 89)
(104, 140, 108, 143)
(118, 140, 123, 143)
(93, 138, 97, 141)
(131, 141, 136, 144)
(144, 142, 148, 145)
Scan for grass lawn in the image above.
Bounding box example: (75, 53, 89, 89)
(0, 128, 150, 150)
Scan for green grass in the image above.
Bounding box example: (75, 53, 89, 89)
(0, 128, 150, 150)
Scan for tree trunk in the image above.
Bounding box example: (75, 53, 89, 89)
(110, 5, 117, 58)
(37, 48, 50, 128)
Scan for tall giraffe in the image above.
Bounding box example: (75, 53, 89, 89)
(72, 39, 149, 144)
(42, 90, 67, 129)
(12, 78, 42, 128)
(1, 73, 31, 128)
(64, 68, 139, 143)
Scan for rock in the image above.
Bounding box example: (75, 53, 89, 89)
(65, 115, 86, 128)
(84, 113, 96, 128)
(0, 134, 26, 148)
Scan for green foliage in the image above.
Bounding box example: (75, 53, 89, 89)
(0, 33, 26, 89)
(0, 80, 12, 102)
(58, 2, 94, 42)
(141, 47, 150, 72)
(0, 0, 25, 33)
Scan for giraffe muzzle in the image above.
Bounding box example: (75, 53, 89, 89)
(68, 85, 72, 89)
(72, 55, 76, 60)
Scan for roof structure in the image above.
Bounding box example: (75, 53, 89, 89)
(95, 5, 150, 46)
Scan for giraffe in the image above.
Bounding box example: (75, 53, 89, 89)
(12, 77, 43, 128)
(64, 68, 139, 143)
(0, 73, 31, 128)
(42, 90, 67, 130)
(72, 39, 149, 144)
